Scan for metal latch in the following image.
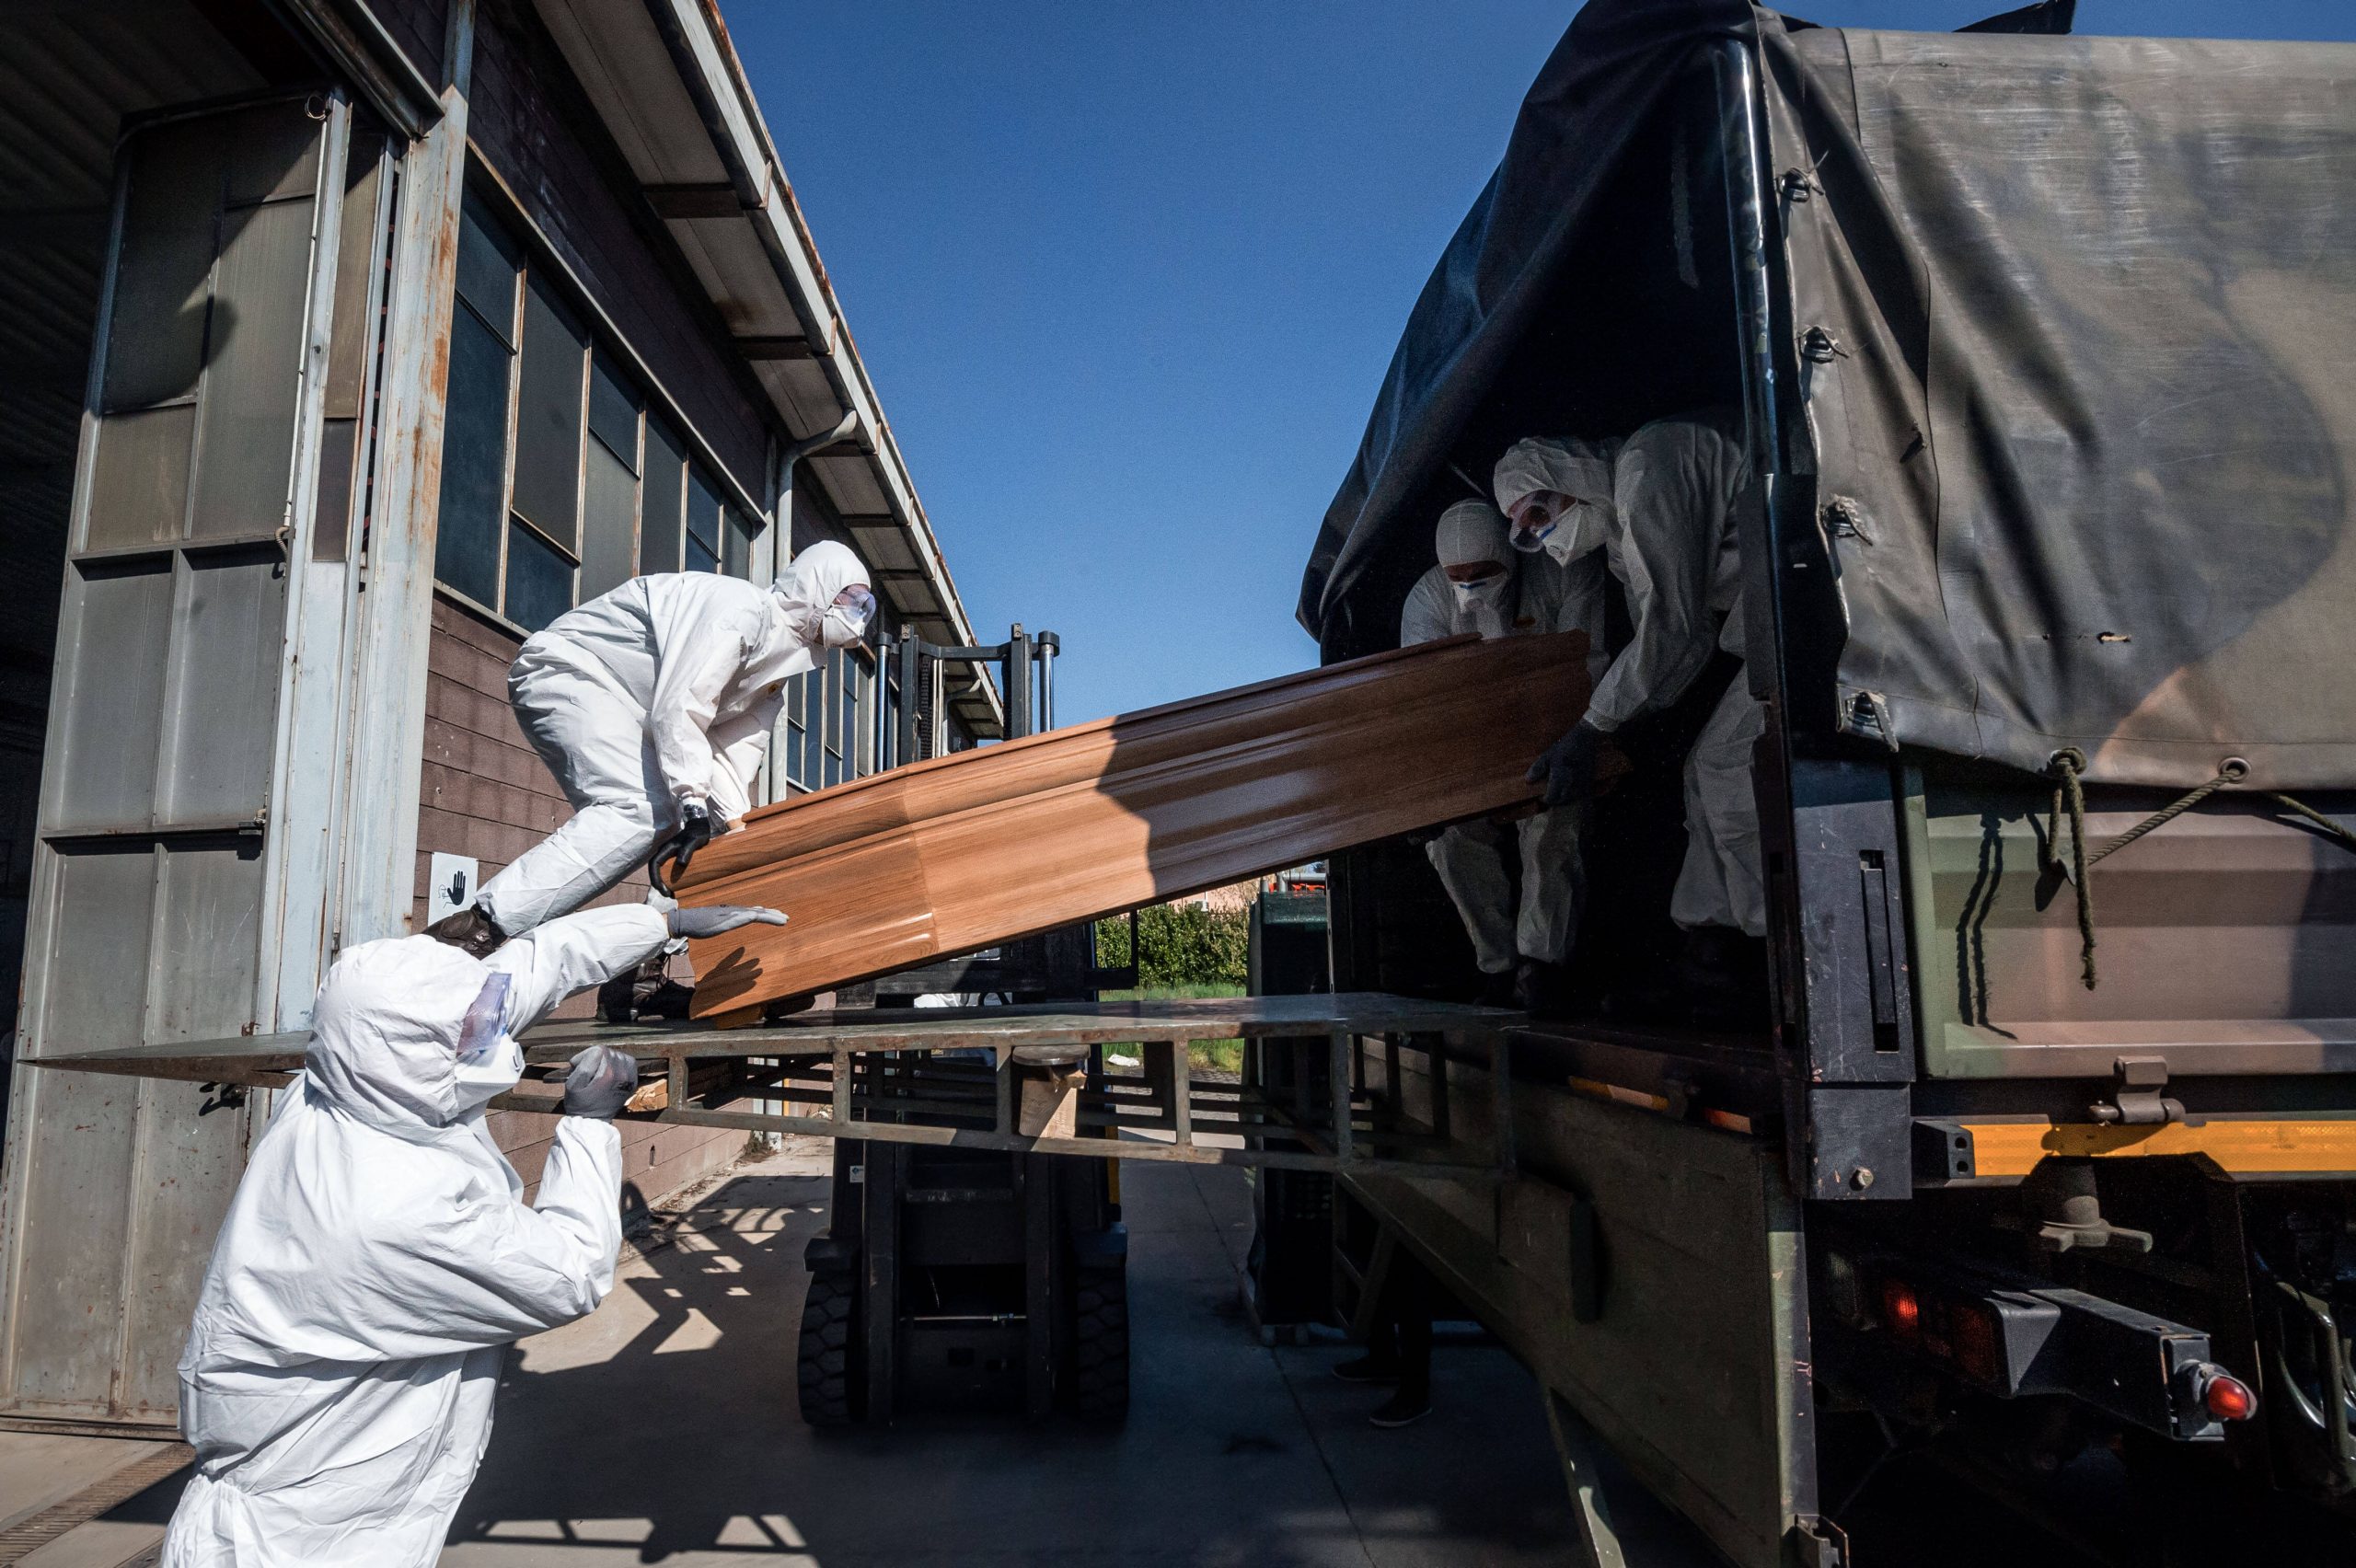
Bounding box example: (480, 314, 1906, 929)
(2088, 1055, 2184, 1126)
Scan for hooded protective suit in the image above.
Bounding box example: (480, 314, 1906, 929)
(161, 905, 669, 1568)
(1400, 502, 1606, 973)
(474, 543, 870, 933)
(1495, 409, 1764, 936)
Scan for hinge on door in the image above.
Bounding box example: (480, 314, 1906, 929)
(2088, 1055, 2185, 1126)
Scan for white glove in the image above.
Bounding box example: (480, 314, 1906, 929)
(560, 1045, 639, 1119)
(667, 905, 789, 940)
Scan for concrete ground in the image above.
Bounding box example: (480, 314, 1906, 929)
(2, 1142, 1721, 1566)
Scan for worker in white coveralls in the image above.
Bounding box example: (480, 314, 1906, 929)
(1399, 498, 1607, 1014)
(1498, 409, 1763, 1020)
(426, 540, 875, 957)
(162, 898, 784, 1567)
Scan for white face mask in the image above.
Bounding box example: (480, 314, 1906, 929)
(1449, 575, 1508, 609)
(820, 585, 875, 649)
(450, 973, 520, 1118)
(1547, 500, 1612, 564)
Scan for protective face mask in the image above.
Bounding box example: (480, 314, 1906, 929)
(821, 589, 874, 649)
(1450, 576, 1508, 608)
(1509, 520, 1553, 555)
(1542, 500, 1612, 565)
(450, 973, 520, 1117)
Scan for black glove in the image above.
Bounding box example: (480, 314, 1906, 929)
(560, 1045, 639, 1119)
(648, 800, 716, 896)
(1526, 721, 1603, 809)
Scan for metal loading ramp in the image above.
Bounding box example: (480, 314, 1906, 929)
(35, 994, 1523, 1182)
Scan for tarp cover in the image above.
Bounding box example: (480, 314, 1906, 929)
(1301, 2, 2356, 790)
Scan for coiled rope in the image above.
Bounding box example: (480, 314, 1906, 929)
(2040, 752, 2356, 990)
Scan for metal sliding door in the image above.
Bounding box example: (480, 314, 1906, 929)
(0, 92, 381, 1429)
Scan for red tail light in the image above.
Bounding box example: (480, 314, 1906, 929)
(2202, 1369, 2257, 1422)
(1879, 1278, 1921, 1340)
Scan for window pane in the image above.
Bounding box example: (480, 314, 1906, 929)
(454, 199, 519, 342)
(823, 752, 842, 789)
(511, 280, 585, 545)
(824, 652, 843, 756)
(433, 306, 511, 606)
(801, 674, 825, 786)
(686, 471, 722, 569)
(579, 438, 638, 601)
(504, 519, 573, 632)
(783, 676, 806, 790)
(724, 509, 757, 579)
(849, 660, 868, 775)
(641, 422, 685, 573)
(587, 355, 639, 469)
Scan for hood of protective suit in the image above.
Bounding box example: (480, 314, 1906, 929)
(303, 936, 514, 1137)
(1435, 500, 1512, 573)
(772, 540, 871, 645)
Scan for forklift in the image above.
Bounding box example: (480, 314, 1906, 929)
(794, 625, 1137, 1424)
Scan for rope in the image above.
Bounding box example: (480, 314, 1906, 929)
(2269, 791, 2356, 856)
(2042, 749, 2097, 989)
(2040, 755, 2356, 993)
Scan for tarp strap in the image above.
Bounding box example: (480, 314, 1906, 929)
(2042, 749, 2099, 990)
(2043, 755, 2356, 992)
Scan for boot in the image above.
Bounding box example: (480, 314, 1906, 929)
(424, 905, 506, 959)
(1475, 968, 1519, 1009)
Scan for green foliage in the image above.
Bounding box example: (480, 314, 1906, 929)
(1096, 902, 1250, 989)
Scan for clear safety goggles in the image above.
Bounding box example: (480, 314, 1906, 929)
(456, 972, 513, 1065)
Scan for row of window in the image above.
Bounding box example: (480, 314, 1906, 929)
(433, 192, 757, 634)
(433, 187, 905, 801)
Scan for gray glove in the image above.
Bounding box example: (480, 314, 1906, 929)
(1526, 720, 1603, 809)
(667, 905, 788, 940)
(560, 1044, 639, 1119)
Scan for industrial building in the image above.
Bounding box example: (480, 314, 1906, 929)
(0, 0, 999, 1433)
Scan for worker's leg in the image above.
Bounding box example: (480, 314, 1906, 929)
(1425, 821, 1519, 974)
(1515, 801, 1587, 964)
(1369, 1257, 1434, 1428)
(1669, 682, 1769, 940)
(476, 668, 668, 934)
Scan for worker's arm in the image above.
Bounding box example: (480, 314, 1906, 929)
(644, 600, 766, 810)
(1583, 422, 1739, 733)
(703, 692, 783, 821)
(1398, 568, 1457, 648)
(484, 904, 672, 1032)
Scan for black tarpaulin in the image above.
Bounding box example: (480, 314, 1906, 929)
(1304, 4, 2356, 790)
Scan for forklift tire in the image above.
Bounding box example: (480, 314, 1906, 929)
(797, 1269, 861, 1427)
(1072, 1261, 1129, 1421)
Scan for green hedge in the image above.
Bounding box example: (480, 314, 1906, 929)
(1097, 903, 1250, 989)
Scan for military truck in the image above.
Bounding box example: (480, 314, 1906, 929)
(1295, 3, 2356, 1562)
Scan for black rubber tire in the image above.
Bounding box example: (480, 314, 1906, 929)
(1071, 1260, 1130, 1421)
(797, 1268, 860, 1427)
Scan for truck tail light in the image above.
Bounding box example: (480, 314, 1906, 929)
(2200, 1367, 2257, 1423)
(1879, 1278, 1921, 1340)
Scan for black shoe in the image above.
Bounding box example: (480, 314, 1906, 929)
(424, 905, 506, 959)
(597, 973, 638, 1024)
(1332, 1354, 1400, 1385)
(638, 978, 696, 1020)
(1368, 1388, 1431, 1428)
(1475, 969, 1518, 1009)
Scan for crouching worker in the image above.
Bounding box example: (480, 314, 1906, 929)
(428, 539, 873, 955)
(161, 899, 781, 1567)
(1401, 499, 1607, 1014)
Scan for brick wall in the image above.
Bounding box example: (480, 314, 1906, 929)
(419, 593, 742, 1199)
(467, 0, 769, 496)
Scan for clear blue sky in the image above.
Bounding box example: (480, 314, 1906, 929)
(723, 1, 2356, 725)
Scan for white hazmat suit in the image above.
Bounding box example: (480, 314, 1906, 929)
(1496, 409, 1764, 937)
(162, 904, 672, 1567)
(1400, 501, 1607, 975)
(474, 542, 871, 934)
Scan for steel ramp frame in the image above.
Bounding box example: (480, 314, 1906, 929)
(33, 992, 1520, 1183)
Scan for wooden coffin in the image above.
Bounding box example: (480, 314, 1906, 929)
(677, 631, 1591, 1016)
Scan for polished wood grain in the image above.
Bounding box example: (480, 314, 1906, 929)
(677, 631, 1592, 1016)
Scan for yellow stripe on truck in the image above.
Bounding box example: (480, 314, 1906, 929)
(1963, 1118, 2356, 1178)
